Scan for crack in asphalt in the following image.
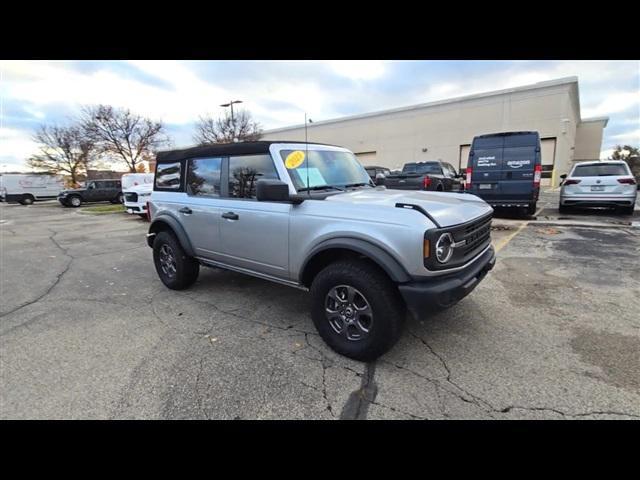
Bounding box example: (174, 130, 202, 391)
(0, 229, 74, 325)
(303, 333, 335, 417)
(194, 357, 209, 420)
(370, 400, 428, 420)
(406, 331, 640, 419)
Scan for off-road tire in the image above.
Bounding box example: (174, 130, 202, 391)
(153, 231, 199, 290)
(310, 259, 405, 361)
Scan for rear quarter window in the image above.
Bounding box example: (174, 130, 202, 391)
(156, 162, 182, 190)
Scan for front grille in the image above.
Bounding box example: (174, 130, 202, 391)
(424, 212, 492, 271)
(124, 192, 138, 202)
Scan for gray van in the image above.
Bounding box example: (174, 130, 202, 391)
(465, 132, 542, 215)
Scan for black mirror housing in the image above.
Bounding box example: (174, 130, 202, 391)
(374, 173, 386, 186)
(560, 174, 567, 180)
(256, 179, 292, 202)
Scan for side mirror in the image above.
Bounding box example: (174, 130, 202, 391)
(256, 179, 292, 202)
(560, 174, 567, 180)
(375, 173, 386, 186)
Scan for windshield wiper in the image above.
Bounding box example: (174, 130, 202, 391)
(342, 182, 373, 188)
(297, 185, 345, 192)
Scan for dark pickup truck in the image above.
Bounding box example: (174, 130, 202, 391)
(384, 161, 464, 192)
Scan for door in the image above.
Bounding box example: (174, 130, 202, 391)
(540, 138, 556, 187)
(178, 157, 223, 259)
(85, 181, 101, 201)
(355, 151, 377, 166)
(469, 136, 505, 201)
(217, 154, 290, 279)
(499, 134, 538, 202)
(459, 144, 471, 171)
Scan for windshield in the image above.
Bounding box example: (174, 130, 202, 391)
(404, 163, 441, 174)
(572, 163, 629, 177)
(280, 149, 371, 191)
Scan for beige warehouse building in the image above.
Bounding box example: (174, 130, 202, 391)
(262, 77, 608, 187)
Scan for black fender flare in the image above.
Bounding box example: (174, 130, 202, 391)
(148, 214, 196, 257)
(300, 237, 412, 284)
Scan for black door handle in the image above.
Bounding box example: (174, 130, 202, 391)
(179, 207, 192, 214)
(222, 212, 239, 220)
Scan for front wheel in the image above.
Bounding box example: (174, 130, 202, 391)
(153, 231, 199, 290)
(68, 195, 82, 208)
(310, 259, 405, 361)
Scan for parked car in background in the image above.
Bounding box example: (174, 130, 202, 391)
(559, 161, 637, 215)
(146, 141, 495, 361)
(0, 174, 65, 205)
(124, 182, 152, 217)
(465, 131, 542, 216)
(384, 161, 464, 192)
(121, 173, 154, 191)
(364, 166, 391, 183)
(58, 179, 123, 207)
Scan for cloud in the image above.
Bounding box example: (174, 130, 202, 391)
(326, 61, 386, 80)
(582, 91, 640, 117)
(1, 60, 638, 170)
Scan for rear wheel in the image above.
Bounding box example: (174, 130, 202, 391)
(559, 204, 571, 214)
(526, 203, 537, 216)
(310, 259, 405, 361)
(619, 205, 635, 215)
(153, 231, 199, 290)
(19, 195, 35, 205)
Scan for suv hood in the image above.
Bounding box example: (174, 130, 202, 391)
(326, 188, 492, 227)
(125, 183, 153, 193)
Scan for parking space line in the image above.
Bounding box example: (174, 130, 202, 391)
(494, 221, 530, 253)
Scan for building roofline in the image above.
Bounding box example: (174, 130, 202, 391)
(264, 76, 580, 133)
(580, 116, 609, 127)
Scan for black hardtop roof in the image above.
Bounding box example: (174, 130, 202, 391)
(155, 141, 338, 163)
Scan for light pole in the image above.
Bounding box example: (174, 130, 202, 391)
(220, 100, 243, 123)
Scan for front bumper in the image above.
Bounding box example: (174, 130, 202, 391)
(124, 199, 149, 214)
(398, 246, 496, 318)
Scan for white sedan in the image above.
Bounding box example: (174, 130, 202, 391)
(560, 161, 637, 215)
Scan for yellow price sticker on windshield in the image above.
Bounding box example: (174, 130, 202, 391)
(285, 150, 305, 169)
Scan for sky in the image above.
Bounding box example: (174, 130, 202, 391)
(1, 60, 638, 171)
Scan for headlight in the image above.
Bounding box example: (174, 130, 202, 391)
(435, 232, 454, 263)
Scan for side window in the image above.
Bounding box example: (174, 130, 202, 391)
(186, 157, 222, 196)
(228, 154, 279, 199)
(156, 162, 182, 190)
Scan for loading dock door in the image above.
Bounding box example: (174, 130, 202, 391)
(540, 138, 556, 187)
(459, 144, 471, 171)
(355, 151, 377, 166)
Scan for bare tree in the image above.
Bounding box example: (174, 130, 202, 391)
(194, 109, 262, 145)
(27, 125, 96, 187)
(81, 105, 170, 173)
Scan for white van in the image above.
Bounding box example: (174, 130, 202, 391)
(0, 174, 65, 205)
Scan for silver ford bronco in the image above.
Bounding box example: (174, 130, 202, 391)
(147, 141, 495, 360)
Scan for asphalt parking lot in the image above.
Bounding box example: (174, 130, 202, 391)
(1, 192, 639, 419)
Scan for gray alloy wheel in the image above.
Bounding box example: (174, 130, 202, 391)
(69, 196, 82, 207)
(158, 244, 177, 278)
(324, 284, 373, 341)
